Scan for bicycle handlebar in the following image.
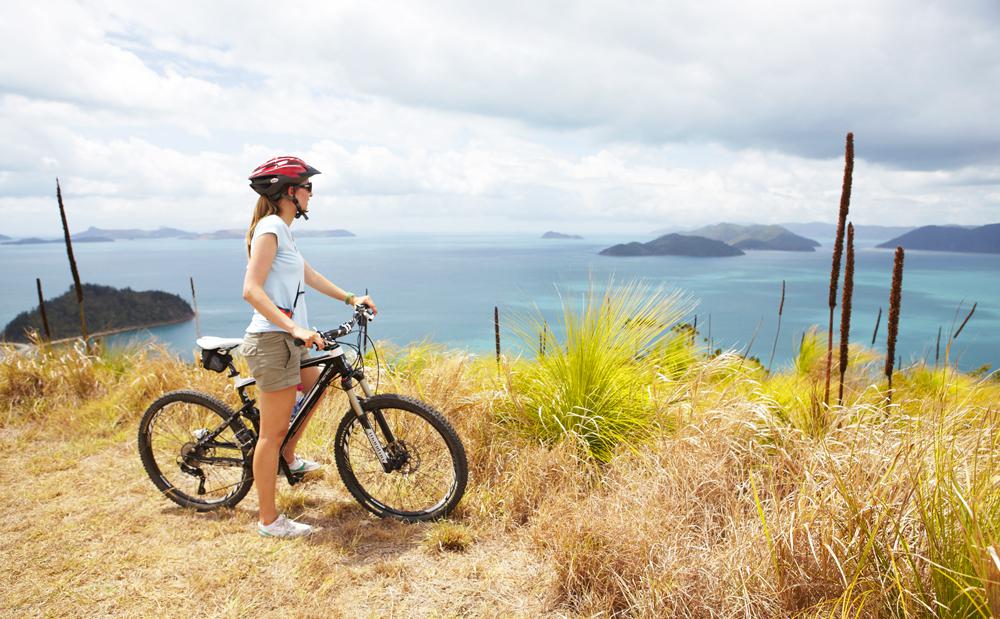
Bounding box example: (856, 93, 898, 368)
(293, 303, 376, 348)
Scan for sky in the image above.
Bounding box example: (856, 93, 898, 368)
(2, 0, 999, 237)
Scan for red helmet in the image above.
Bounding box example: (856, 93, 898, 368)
(249, 156, 321, 200)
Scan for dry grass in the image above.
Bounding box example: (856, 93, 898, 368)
(1, 336, 998, 617)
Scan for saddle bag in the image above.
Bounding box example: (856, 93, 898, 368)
(200, 348, 233, 373)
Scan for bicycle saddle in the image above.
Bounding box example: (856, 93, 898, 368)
(196, 336, 244, 351)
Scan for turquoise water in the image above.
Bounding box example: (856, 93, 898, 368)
(1, 234, 997, 372)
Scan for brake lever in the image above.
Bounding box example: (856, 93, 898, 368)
(354, 303, 376, 322)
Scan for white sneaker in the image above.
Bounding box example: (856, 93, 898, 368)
(257, 514, 315, 538)
(286, 455, 321, 474)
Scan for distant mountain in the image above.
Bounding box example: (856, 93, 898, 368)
(781, 222, 917, 243)
(3, 236, 113, 245)
(689, 223, 819, 252)
(200, 228, 355, 240)
(293, 229, 356, 238)
(76, 226, 196, 240)
(2, 283, 194, 343)
(198, 229, 245, 240)
(600, 233, 744, 257)
(542, 231, 583, 239)
(62, 226, 356, 241)
(876, 224, 1000, 254)
(0, 234, 10, 241)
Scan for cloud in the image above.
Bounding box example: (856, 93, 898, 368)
(1, 1, 998, 236)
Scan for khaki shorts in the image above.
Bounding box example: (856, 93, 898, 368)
(240, 331, 311, 392)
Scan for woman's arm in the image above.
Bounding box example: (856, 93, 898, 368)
(304, 260, 379, 313)
(243, 235, 324, 348)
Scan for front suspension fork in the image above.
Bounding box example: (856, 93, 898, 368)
(344, 374, 397, 471)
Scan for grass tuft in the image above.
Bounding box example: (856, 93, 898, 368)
(423, 521, 475, 553)
(503, 278, 694, 460)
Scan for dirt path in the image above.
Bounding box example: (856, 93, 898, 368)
(0, 429, 557, 618)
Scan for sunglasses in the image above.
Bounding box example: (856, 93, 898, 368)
(294, 182, 313, 194)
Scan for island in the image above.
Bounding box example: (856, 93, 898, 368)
(542, 231, 583, 240)
(687, 223, 819, 252)
(71, 226, 356, 241)
(77, 226, 196, 240)
(877, 223, 1000, 254)
(196, 229, 246, 240)
(3, 236, 114, 245)
(780, 222, 915, 243)
(600, 233, 745, 257)
(293, 229, 356, 238)
(1, 284, 194, 343)
(0, 234, 10, 241)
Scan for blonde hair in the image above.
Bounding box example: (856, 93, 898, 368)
(246, 194, 280, 257)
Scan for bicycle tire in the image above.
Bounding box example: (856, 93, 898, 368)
(137, 390, 255, 511)
(334, 394, 468, 521)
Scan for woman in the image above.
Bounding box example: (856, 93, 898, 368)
(241, 155, 377, 538)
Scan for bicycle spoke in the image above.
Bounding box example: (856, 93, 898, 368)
(142, 397, 251, 507)
(344, 412, 456, 513)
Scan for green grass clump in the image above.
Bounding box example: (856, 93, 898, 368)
(502, 279, 694, 461)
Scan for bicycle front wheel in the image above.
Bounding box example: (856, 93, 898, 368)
(137, 390, 255, 511)
(335, 394, 468, 521)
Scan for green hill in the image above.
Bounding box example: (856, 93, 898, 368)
(2, 284, 194, 343)
(689, 223, 819, 251)
(877, 223, 1000, 254)
(600, 233, 744, 257)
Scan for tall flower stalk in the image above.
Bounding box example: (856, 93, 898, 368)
(824, 132, 854, 405)
(885, 247, 904, 404)
(837, 224, 855, 406)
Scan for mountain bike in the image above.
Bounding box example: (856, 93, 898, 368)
(137, 305, 468, 521)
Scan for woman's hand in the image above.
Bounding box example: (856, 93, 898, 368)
(354, 295, 379, 315)
(291, 326, 325, 350)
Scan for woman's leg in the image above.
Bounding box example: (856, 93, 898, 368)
(282, 365, 325, 463)
(254, 385, 296, 525)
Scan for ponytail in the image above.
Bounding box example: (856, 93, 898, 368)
(246, 195, 280, 257)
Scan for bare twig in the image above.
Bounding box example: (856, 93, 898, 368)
(190, 276, 201, 339)
(871, 307, 882, 346)
(35, 278, 52, 341)
(56, 179, 89, 351)
(739, 317, 763, 369)
(952, 302, 976, 340)
(767, 280, 785, 374)
(934, 326, 941, 368)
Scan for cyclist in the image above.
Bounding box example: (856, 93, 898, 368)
(241, 155, 377, 538)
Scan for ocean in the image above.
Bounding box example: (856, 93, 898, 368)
(1, 234, 997, 372)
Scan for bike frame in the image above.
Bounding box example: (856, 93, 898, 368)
(224, 340, 399, 484)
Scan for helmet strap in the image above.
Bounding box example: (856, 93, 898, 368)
(289, 192, 309, 220)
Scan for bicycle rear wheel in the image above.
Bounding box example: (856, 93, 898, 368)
(334, 394, 468, 521)
(137, 390, 255, 511)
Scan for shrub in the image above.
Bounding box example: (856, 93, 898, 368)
(503, 279, 694, 461)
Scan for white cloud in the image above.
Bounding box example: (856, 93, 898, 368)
(1, 0, 997, 236)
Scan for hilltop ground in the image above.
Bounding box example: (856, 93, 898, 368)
(1, 331, 998, 617)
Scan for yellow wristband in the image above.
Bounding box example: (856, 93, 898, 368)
(344, 293, 356, 306)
